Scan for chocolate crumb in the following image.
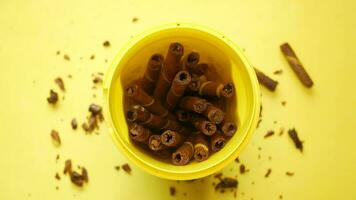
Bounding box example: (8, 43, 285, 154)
(89, 104, 102, 115)
(132, 17, 139, 23)
(55, 173, 61, 180)
(63, 54, 70, 61)
(214, 172, 223, 179)
(281, 101, 286, 106)
(71, 118, 78, 130)
(47, 90, 58, 104)
(288, 129, 303, 152)
(54, 77, 65, 91)
(56, 186, 59, 190)
(50, 130, 61, 145)
(264, 130, 274, 138)
(264, 169, 272, 178)
(114, 166, 120, 171)
(169, 186, 176, 196)
(70, 171, 84, 187)
(67, 74, 72, 79)
(81, 167, 89, 183)
(63, 159, 72, 175)
(122, 163, 131, 174)
(240, 164, 247, 174)
(279, 195, 283, 199)
(215, 177, 238, 191)
(56, 154, 60, 162)
(103, 41, 110, 48)
(273, 69, 283, 75)
(286, 171, 294, 176)
(90, 54, 95, 60)
(279, 127, 285, 136)
(93, 76, 103, 84)
(56, 51, 60, 55)
(235, 157, 240, 163)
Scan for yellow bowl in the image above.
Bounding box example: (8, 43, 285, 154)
(103, 23, 260, 180)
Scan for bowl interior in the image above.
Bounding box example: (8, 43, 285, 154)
(106, 24, 258, 179)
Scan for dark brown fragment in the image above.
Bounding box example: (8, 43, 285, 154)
(169, 186, 176, 196)
(279, 127, 285, 136)
(203, 104, 225, 124)
(55, 77, 65, 91)
(211, 131, 226, 152)
(172, 141, 194, 165)
(264, 130, 274, 138)
(273, 69, 283, 75)
(240, 164, 246, 174)
(63, 159, 72, 175)
(179, 96, 207, 113)
(103, 40, 110, 47)
(47, 90, 58, 104)
(280, 43, 313, 87)
(71, 118, 78, 130)
(132, 17, 139, 23)
(56, 51, 60, 55)
(114, 166, 120, 171)
(214, 172, 223, 179)
(286, 171, 294, 176)
(81, 167, 89, 183)
(122, 163, 131, 174)
(93, 76, 103, 84)
(161, 130, 184, 147)
(254, 68, 278, 91)
(164, 70, 191, 110)
(90, 54, 95, 60)
(50, 130, 61, 145)
(141, 54, 163, 94)
(288, 128, 303, 152)
(56, 154, 60, 162)
(63, 54, 70, 61)
(281, 101, 286, 106)
(55, 173, 61, 180)
(215, 177, 238, 190)
(235, 157, 240, 163)
(89, 104, 102, 115)
(265, 169, 272, 178)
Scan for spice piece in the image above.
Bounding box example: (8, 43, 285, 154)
(264, 130, 274, 138)
(215, 177, 238, 190)
(265, 169, 272, 178)
(161, 130, 184, 147)
(211, 131, 226, 152)
(280, 43, 313, 87)
(172, 141, 194, 165)
(203, 104, 225, 124)
(288, 128, 303, 152)
(189, 114, 216, 136)
(193, 133, 210, 162)
(122, 163, 131, 174)
(50, 130, 61, 145)
(179, 96, 207, 113)
(254, 68, 278, 91)
(273, 69, 283, 75)
(169, 186, 176, 196)
(235, 157, 240, 163)
(55, 173, 61, 180)
(141, 54, 164, 94)
(286, 171, 294, 176)
(103, 40, 110, 47)
(56, 154, 60, 162)
(221, 119, 237, 137)
(63, 159, 72, 175)
(148, 135, 166, 151)
(55, 77, 65, 91)
(199, 81, 234, 98)
(279, 195, 283, 199)
(153, 43, 184, 103)
(63, 54, 70, 61)
(71, 118, 77, 130)
(47, 90, 58, 104)
(56, 51, 60, 55)
(164, 70, 191, 110)
(129, 123, 151, 143)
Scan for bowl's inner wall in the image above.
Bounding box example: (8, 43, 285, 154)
(109, 26, 255, 174)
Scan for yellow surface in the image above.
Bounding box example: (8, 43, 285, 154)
(104, 23, 260, 180)
(0, 0, 355, 199)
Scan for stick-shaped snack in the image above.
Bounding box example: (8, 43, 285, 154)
(221, 119, 237, 137)
(126, 84, 169, 118)
(203, 103, 225, 124)
(161, 119, 182, 132)
(254, 68, 278, 91)
(172, 141, 194, 165)
(188, 63, 208, 76)
(199, 81, 234, 98)
(153, 43, 184, 103)
(280, 43, 313, 88)
(161, 130, 185, 147)
(188, 75, 208, 92)
(165, 70, 191, 110)
(211, 131, 226, 152)
(193, 133, 210, 162)
(129, 123, 151, 143)
(189, 114, 217, 136)
(179, 96, 207, 113)
(141, 54, 164, 94)
(175, 109, 191, 122)
(126, 105, 166, 129)
(182, 52, 200, 72)
(148, 135, 167, 151)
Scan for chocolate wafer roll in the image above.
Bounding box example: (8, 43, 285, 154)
(161, 119, 182, 132)
(280, 43, 313, 88)
(199, 81, 234, 98)
(141, 54, 164, 94)
(172, 141, 194, 165)
(175, 109, 191, 122)
(203, 103, 225, 124)
(254, 68, 278, 91)
(126, 84, 169, 118)
(148, 135, 167, 151)
(179, 96, 208, 113)
(193, 133, 210, 162)
(189, 114, 217, 136)
(153, 43, 184, 103)
(161, 130, 185, 147)
(129, 123, 151, 143)
(188, 75, 207, 92)
(182, 52, 200, 72)
(126, 105, 166, 129)
(189, 63, 208, 76)
(221, 119, 237, 137)
(211, 131, 226, 152)
(164, 70, 191, 110)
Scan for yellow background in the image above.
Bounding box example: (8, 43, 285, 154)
(0, 0, 355, 199)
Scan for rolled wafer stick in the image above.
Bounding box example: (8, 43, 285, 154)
(153, 43, 184, 103)
(172, 140, 194, 166)
(199, 81, 234, 98)
(188, 75, 207, 92)
(126, 105, 167, 129)
(203, 103, 225, 124)
(148, 135, 167, 151)
(175, 109, 191, 122)
(161, 130, 185, 147)
(193, 133, 210, 162)
(161, 119, 182, 132)
(254, 68, 278, 91)
(188, 63, 208, 76)
(189, 114, 217, 136)
(126, 84, 169, 118)
(179, 96, 207, 113)
(221, 119, 237, 137)
(280, 43, 313, 88)
(129, 123, 151, 143)
(211, 131, 226, 152)
(182, 52, 200, 72)
(164, 70, 191, 110)
(140, 54, 164, 94)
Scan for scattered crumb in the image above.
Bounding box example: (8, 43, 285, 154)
(67, 74, 72, 79)
(132, 17, 139, 23)
(279, 194, 283, 199)
(114, 166, 120, 171)
(50, 130, 61, 145)
(56, 154, 60, 162)
(235, 157, 240, 163)
(71, 118, 78, 130)
(240, 164, 247, 174)
(55, 173, 61, 180)
(122, 163, 131, 174)
(265, 169, 272, 178)
(169, 186, 176, 196)
(103, 40, 110, 48)
(63, 159, 72, 175)
(93, 76, 103, 84)
(56, 186, 59, 190)
(90, 54, 95, 60)
(81, 167, 89, 183)
(279, 127, 285, 136)
(264, 130, 274, 138)
(257, 105, 262, 128)
(63, 54, 70, 61)
(268, 156, 272, 160)
(47, 90, 58, 104)
(286, 172, 294, 176)
(215, 177, 238, 191)
(55, 77, 65, 92)
(56, 51, 60, 55)
(288, 129, 303, 152)
(273, 69, 283, 75)
(213, 172, 223, 179)
(70, 171, 85, 187)
(281, 101, 286, 106)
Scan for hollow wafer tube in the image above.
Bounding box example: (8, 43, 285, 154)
(203, 103, 225, 124)
(172, 140, 194, 166)
(148, 135, 167, 151)
(141, 54, 164, 94)
(179, 96, 207, 113)
(211, 131, 226, 152)
(193, 133, 210, 162)
(189, 114, 217, 136)
(182, 52, 200, 72)
(153, 43, 184, 103)
(129, 123, 151, 143)
(164, 70, 191, 110)
(254, 68, 278, 91)
(187, 75, 207, 92)
(161, 130, 185, 147)
(188, 63, 208, 76)
(126, 105, 167, 129)
(221, 119, 237, 137)
(199, 81, 234, 98)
